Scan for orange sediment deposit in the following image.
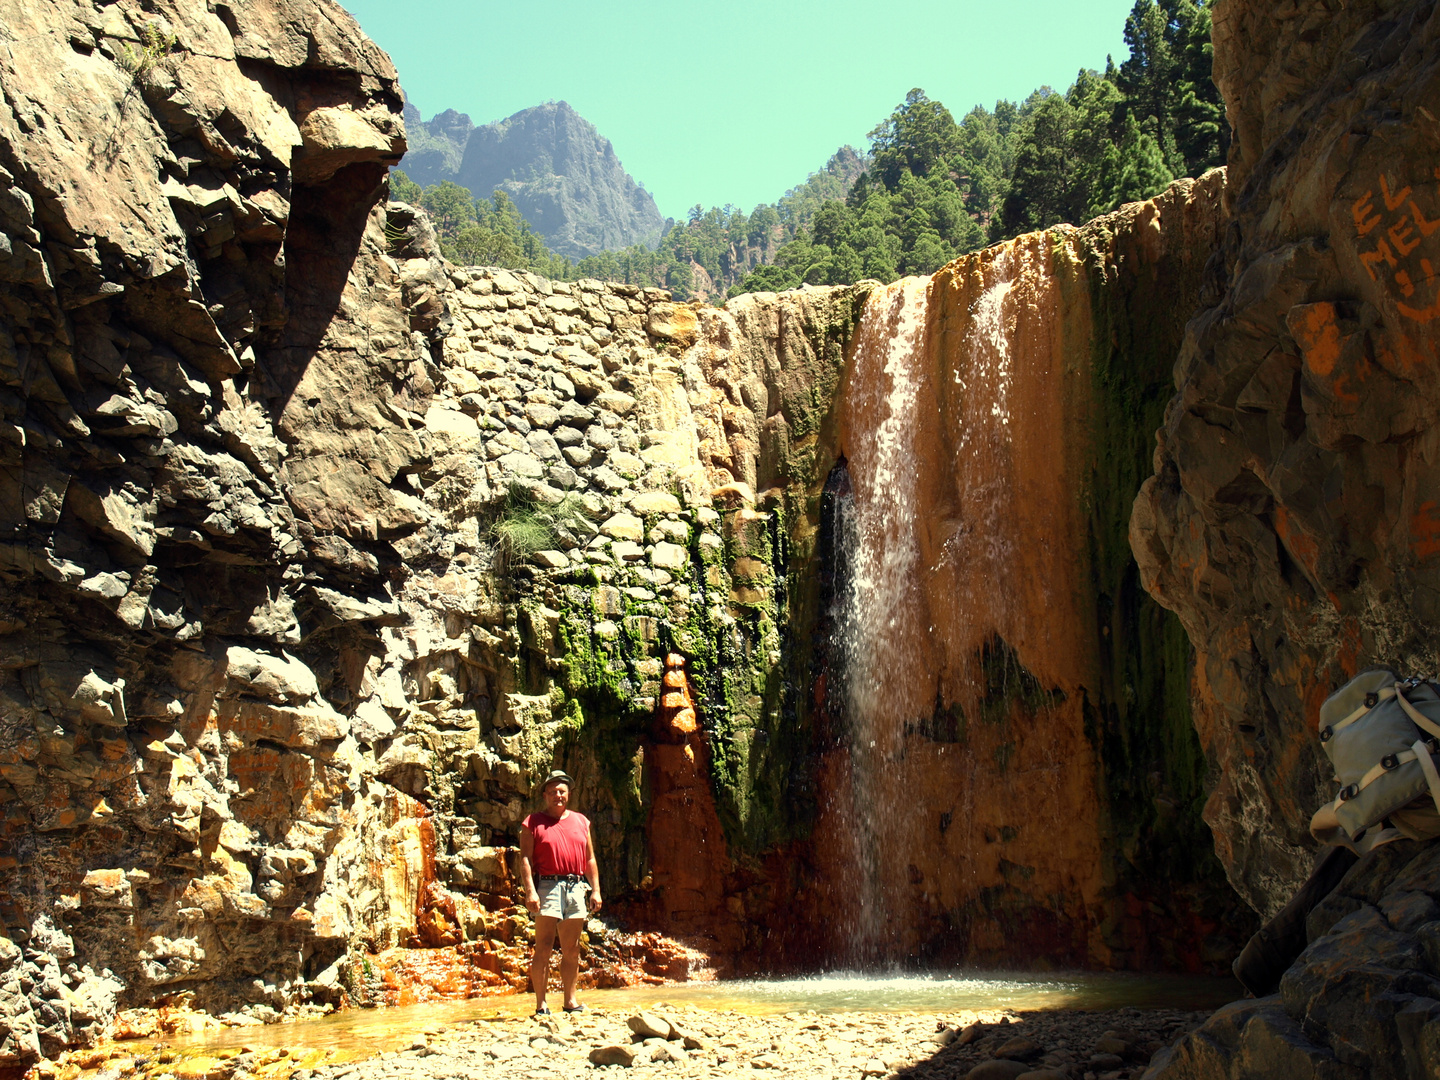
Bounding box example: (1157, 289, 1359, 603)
(802, 186, 1234, 970)
(634, 655, 742, 962)
(360, 943, 519, 1005)
(806, 259, 1113, 965)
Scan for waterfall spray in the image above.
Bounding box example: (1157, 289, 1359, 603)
(829, 277, 931, 964)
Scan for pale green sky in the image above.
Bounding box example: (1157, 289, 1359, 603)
(343, 0, 1143, 220)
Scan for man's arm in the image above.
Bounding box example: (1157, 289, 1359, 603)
(519, 824, 540, 914)
(585, 822, 602, 913)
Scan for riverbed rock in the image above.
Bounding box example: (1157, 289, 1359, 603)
(993, 1036, 1043, 1061)
(589, 1043, 637, 1066)
(1146, 839, 1440, 1080)
(627, 1011, 674, 1039)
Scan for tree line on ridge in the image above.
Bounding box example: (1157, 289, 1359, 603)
(390, 0, 1224, 302)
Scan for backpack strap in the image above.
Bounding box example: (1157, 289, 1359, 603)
(1333, 741, 1436, 805)
(1414, 737, 1440, 816)
(1355, 824, 1404, 853)
(1395, 683, 1440, 741)
(1327, 685, 1399, 738)
(1356, 825, 1404, 853)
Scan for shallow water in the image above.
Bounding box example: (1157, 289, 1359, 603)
(144, 972, 1239, 1059)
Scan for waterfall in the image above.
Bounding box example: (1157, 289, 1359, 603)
(828, 277, 932, 964)
(815, 237, 1106, 969)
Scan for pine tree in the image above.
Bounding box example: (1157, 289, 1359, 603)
(1170, 0, 1228, 174)
(1116, 0, 1182, 174)
(867, 89, 962, 190)
(389, 169, 423, 205)
(1000, 90, 1080, 236)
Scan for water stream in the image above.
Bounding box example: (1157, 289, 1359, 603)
(827, 277, 932, 964)
(138, 973, 1239, 1058)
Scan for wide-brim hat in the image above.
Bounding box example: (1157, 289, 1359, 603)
(540, 769, 573, 791)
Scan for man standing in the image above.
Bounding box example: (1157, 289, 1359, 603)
(519, 769, 602, 1015)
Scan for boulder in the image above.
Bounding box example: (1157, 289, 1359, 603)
(626, 1012, 673, 1039)
(589, 1044, 637, 1067)
(993, 1037, 1042, 1061)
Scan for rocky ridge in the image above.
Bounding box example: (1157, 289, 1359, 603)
(399, 101, 667, 259)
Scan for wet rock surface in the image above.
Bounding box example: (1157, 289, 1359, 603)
(799, 174, 1248, 971)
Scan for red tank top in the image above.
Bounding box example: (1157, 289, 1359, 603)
(525, 811, 590, 875)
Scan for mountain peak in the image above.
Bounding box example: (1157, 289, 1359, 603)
(399, 101, 663, 258)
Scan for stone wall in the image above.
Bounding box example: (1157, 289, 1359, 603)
(372, 256, 869, 969)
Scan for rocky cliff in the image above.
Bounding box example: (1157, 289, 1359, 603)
(399, 101, 666, 259)
(1132, 0, 1440, 1075)
(0, 0, 1269, 1070)
(1132, 0, 1440, 910)
(0, 0, 874, 1059)
(786, 173, 1249, 972)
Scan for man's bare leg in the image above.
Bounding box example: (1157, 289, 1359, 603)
(531, 915, 559, 1012)
(557, 917, 583, 1009)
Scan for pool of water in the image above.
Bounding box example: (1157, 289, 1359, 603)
(142, 971, 1240, 1059)
(585, 970, 1242, 1015)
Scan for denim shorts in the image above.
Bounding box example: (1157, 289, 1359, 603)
(537, 876, 589, 920)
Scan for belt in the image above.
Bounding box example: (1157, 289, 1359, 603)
(539, 874, 586, 883)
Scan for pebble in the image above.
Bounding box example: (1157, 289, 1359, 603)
(72, 1004, 1207, 1080)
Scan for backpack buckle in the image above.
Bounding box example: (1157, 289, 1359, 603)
(1320, 726, 1334, 743)
(1338, 783, 1359, 801)
(1382, 753, 1400, 770)
(1365, 692, 1380, 708)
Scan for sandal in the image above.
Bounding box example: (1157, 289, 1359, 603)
(563, 1003, 586, 1013)
(534, 1005, 552, 1016)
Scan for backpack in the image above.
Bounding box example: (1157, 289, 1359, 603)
(1318, 668, 1440, 849)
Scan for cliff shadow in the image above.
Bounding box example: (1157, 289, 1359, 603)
(256, 161, 389, 414)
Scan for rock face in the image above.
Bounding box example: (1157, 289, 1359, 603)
(0, 0, 415, 1060)
(1146, 840, 1440, 1080)
(0, 0, 876, 1048)
(794, 174, 1249, 970)
(1131, 0, 1440, 915)
(399, 101, 666, 258)
(1129, 0, 1440, 1075)
(0, 0, 1276, 1068)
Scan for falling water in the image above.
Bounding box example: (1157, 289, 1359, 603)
(819, 239, 1099, 969)
(829, 277, 932, 963)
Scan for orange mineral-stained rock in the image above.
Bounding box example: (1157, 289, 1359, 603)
(634, 655, 741, 958)
(790, 173, 1238, 971)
